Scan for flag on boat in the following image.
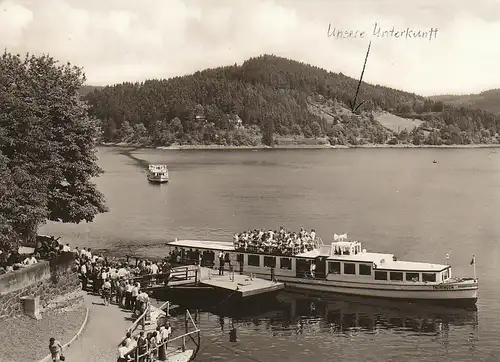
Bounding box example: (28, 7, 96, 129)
(470, 255, 475, 265)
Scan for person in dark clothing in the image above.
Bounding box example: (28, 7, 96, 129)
(137, 331, 148, 362)
(218, 251, 225, 275)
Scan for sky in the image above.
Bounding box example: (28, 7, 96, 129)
(1, 0, 500, 96)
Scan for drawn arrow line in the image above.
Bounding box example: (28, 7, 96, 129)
(350, 40, 372, 113)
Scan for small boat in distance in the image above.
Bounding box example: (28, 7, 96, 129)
(147, 164, 169, 183)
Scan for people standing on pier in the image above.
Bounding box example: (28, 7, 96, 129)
(218, 251, 225, 275)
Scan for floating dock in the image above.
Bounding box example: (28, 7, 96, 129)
(152, 265, 284, 298)
(201, 271, 284, 298)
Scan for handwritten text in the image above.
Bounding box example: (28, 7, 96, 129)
(327, 22, 439, 41)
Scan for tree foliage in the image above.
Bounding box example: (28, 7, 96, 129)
(0, 52, 108, 248)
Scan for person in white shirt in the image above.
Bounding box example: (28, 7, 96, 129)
(131, 283, 139, 311)
(62, 244, 71, 252)
(23, 255, 37, 266)
(117, 340, 128, 362)
(150, 263, 159, 274)
(310, 229, 316, 241)
(310, 262, 316, 278)
(117, 267, 128, 278)
(160, 324, 171, 341)
(110, 269, 118, 281)
(125, 282, 133, 309)
(165, 322, 172, 339)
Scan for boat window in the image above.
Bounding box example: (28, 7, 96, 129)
(328, 261, 341, 274)
(264, 256, 276, 268)
(422, 273, 436, 282)
(280, 257, 292, 270)
(343, 263, 356, 275)
(359, 264, 372, 276)
(248, 255, 260, 267)
(405, 272, 419, 282)
(374, 271, 387, 280)
(390, 272, 404, 281)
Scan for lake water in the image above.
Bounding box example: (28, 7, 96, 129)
(40, 147, 500, 361)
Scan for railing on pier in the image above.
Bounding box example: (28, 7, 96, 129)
(126, 300, 170, 335)
(125, 309, 201, 362)
(125, 265, 201, 289)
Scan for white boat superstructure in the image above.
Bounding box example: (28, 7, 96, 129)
(165, 234, 478, 306)
(147, 164, 169, 183)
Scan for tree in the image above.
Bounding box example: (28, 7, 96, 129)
(261, 117, 275, 146)
(102, 118, 117, 142)
(133, 123, 148, 144)
(311, 121, 322, 138)
(0, 52, 108, 248)
(169, 117, 184, 136)
(291, 124, 302, 135)
(118, 120, 134, 142)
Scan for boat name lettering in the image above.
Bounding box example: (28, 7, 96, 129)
(433, 285, 455, 290)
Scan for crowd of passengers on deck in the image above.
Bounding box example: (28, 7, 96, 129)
(233, 227, 318, 256)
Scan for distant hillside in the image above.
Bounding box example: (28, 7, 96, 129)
(83, 54, 500, 147)
(429, 89, 500, 115)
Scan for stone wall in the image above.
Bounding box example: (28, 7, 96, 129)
(0, 252, 80, 320)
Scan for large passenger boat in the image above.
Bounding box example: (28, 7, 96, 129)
(147, 164, 169, 183)
(165, 229, 478, 306)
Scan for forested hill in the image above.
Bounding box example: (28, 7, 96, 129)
(83, 54, 500, 146)
(429, 89, 500, 115)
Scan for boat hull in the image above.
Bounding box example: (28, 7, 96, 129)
(147, 176, 169, 183)
(250, 272, 478, 307)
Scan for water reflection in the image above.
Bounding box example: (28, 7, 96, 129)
(209, 291, 478, 340)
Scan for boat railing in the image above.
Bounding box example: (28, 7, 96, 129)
(148, 164, 168, 172)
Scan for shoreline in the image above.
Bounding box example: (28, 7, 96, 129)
(100, 142, 500, 150)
